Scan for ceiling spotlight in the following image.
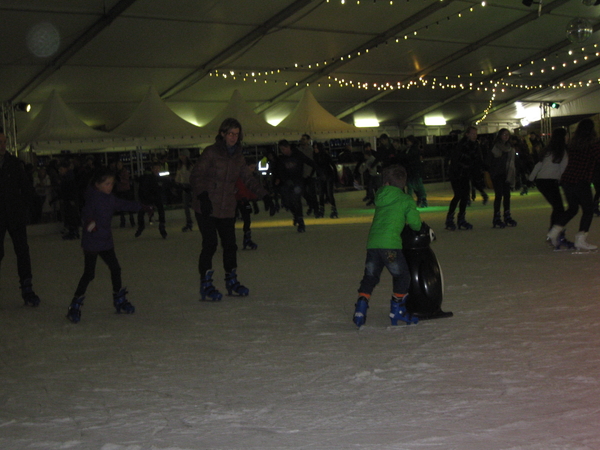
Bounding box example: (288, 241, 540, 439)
(14, 102, 31, 112)
(549, 102, 561, 109)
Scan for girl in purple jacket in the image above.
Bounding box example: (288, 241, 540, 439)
(67, 168, 145, 323)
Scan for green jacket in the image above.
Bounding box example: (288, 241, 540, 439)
(366, 185, 422, 249)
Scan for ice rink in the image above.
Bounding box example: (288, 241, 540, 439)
(1, 187, 599, 450)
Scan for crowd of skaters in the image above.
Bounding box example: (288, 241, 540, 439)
(4, 118, 600, 322)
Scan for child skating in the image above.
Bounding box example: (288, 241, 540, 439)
(353, 164, 424, 327)
(67, 168, 149, 323)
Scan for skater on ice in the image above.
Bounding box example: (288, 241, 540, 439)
(353, 164, 423, 327)
(445, 126, 478, 230)
(528, 128, 569, 248)
(0, 129, 41, 307)
(66, 167, 151, 323)
(490, 128, 518, 228)
(190, 118, 273, 301)
(547, 118, 600, 252)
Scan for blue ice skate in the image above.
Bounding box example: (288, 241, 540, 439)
(200, 270, 223, 301)
(113, 288, 135, 314)
(353, 296, 369, 327)
(390, 295, 418, 326)
(67, 296, 84, 323)
(225, 269, 249, 296)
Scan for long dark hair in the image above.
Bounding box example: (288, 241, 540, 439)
(538, 128, 567, 164)
(569, 118, 597, 154)
(215, 117, 243, 144)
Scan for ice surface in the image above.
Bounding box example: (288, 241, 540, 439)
(1, 188, 600, 450)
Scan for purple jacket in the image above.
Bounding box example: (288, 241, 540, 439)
(81, 186, 141, 252)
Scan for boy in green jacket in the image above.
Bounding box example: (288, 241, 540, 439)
(353, 164, 423, 327)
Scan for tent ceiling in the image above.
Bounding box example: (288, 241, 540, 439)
(3, 0, 600, 136)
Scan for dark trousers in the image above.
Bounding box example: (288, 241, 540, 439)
(492, 175, 511, 214)
(115, 189, 136, 225)
(358, 249, 410, 296)
(280, 182, 304, 221)
(0, 217, 32, 285)
(559, 181, 594, 232)
(137, 199, 165, 228)
(236, 200, 252, 233)
(74, 248, 122, 297)
(535, 178, 565, 228)
(302, 177, 319, 212)
(317, 177, 336, 208)
(196, 213, 237, 275)
(448, 177, 470, 216)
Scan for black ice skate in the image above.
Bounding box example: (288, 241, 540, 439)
(330, 206, 338, 219)
(113, 288, 135, 314)
(159, 223, 167, 239)
(445, 213, 457, 231)
(225, 269, 249, 296)
(200, 270, 222, 301)
(504, 210, 517, 227)
(457, 213, 473, 230)
(492, 212, 506, 228)
(21, 279, 40, 307)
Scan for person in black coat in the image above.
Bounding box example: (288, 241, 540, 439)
(135, 162, 166, 239)
(0, 130, 40, 306)
(273, 140, 319, 232)
(312, 141, 338, 218)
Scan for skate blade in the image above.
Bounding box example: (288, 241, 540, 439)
(571, 249, 598, 255)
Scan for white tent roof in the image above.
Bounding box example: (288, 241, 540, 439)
(4, 1, 600, 135)
(17, 90, 136, 153)
(278, 89, 377, 140)
(202, 90, 297, 144)
(113, 87, 210, 147)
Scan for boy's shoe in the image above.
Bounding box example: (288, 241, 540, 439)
(390, 295, 418, 326)
(353, 296, 369, 327)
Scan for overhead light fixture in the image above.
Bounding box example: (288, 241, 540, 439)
(354, 118, 380, 127)
(424, 116, 446, 126)
(549, 102, 561, 109)
(14, 102, 31, 112)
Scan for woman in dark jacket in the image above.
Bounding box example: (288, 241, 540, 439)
(190, 118, 271, 301)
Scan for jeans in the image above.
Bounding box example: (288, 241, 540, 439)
(358, 248, 410, 296)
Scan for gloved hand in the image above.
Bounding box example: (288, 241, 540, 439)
(198, 191, 213, 216)
(263, 194, 276, 216)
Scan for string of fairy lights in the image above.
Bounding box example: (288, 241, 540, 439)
(208, 0, 600, 122)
